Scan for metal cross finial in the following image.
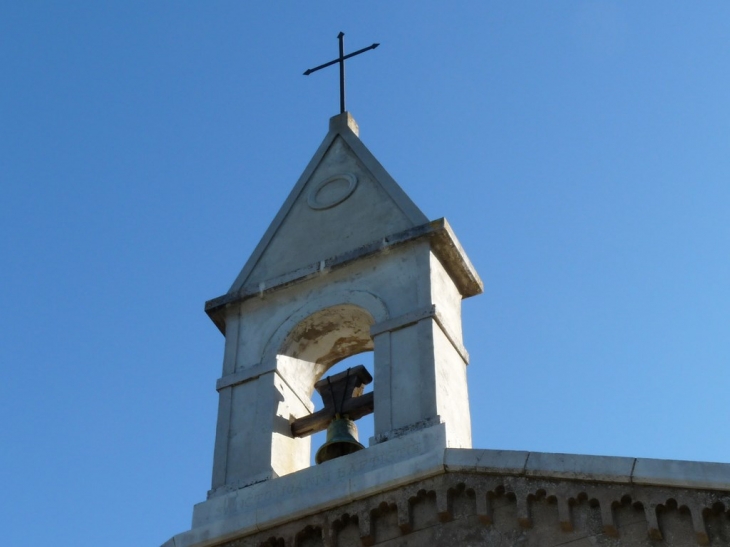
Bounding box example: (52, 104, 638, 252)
(304, 32, 379, 114)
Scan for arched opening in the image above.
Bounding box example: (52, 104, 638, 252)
(276, 304, 376, 468)
(277, 303, 375, 391)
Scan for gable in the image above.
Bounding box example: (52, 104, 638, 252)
(229, 114, 429, 293)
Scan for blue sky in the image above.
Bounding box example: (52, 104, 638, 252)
(2, 3, 729, 546)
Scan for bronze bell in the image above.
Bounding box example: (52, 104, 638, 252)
(315, 414, 365, 464)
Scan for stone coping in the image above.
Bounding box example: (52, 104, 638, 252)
(162, 443, 730, 547)
(444, 448, 730, 491)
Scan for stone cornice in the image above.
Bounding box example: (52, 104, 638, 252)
(204, 219, 484, 334)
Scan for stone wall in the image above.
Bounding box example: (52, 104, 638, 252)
(214, 471, 730, 547)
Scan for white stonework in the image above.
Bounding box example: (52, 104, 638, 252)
(197, 113, 483, 502)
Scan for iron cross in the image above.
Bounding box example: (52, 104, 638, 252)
(304, 32, 379, 114)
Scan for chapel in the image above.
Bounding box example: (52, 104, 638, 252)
(161, 112, 730, 547)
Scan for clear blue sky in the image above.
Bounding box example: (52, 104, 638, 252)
(2, 3, 729, 546)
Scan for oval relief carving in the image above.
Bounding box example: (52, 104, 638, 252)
(307, 173, 358, 210)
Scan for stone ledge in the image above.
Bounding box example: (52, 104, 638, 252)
(445, 448, 730, 491)
(444, 448, 529, 475)
(525, 451, 635, 484)
(370, 306, 469, 364)
(215, 363, 275, 391)
(633, 456, 730, 491)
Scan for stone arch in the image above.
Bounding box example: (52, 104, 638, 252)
(261, 290, 389, 398)
(281, 304, 373, 372)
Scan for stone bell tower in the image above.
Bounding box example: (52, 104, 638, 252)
(205, 111, 482, 492)
(163, 113, 730, 547)
(163, 112, 483, 546)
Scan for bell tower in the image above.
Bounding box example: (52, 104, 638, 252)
(161, 51, 730, 547)
(166, 113, 482, 546)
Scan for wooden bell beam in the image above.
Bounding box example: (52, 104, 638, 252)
(290, 364, 374, 438)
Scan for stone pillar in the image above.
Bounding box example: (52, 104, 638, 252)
(369, 248, 472, 449)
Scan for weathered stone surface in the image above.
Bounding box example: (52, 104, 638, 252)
(633, 457, 730, 492)
(525, 451, 635, 484)
(194, 469, 730, 547)
(165, 448, 730, 547)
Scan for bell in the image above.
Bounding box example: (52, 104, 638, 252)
(315, 415, 365, 464)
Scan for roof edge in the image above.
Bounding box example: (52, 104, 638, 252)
(444, 448, 730, 492)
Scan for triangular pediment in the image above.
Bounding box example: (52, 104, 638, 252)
(229, 113, 429, 293)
